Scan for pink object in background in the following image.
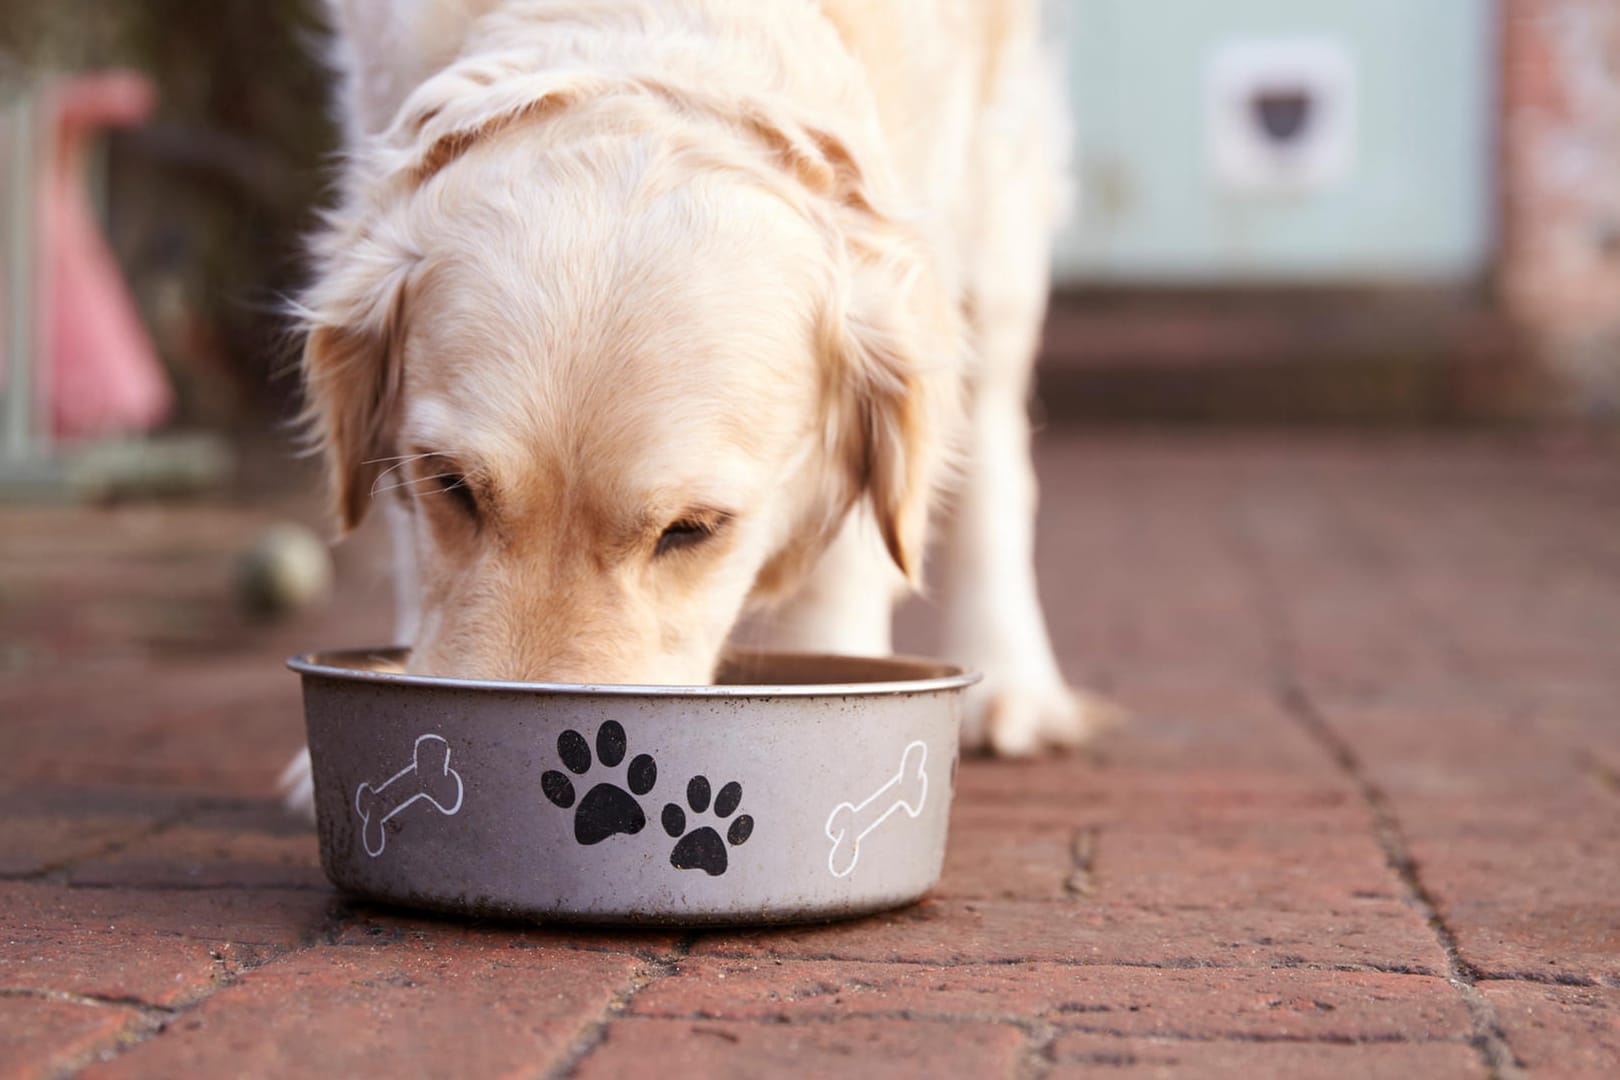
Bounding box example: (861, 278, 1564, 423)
(39, 72, 172, 440)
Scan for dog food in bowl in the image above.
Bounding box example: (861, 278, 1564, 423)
(289, 649, 976, 925)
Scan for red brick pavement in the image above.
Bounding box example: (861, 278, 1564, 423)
(2, 434, 1618, 1077)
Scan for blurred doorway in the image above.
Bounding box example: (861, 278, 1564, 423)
(1053, 0, 1496, 286)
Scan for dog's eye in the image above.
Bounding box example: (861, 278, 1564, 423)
(655, 518, 718, 557)
(429, 471, 479, 520)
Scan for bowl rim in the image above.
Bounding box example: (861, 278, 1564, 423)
(288, 647, 981, 698)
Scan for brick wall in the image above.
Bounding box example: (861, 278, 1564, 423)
(1500, 0, 1620, 415)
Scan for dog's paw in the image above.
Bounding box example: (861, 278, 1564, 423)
(962, 682, 1124, 757)
(279, 748, 317, 823)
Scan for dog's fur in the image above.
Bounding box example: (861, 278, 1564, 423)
(284, 0, 1108, 812)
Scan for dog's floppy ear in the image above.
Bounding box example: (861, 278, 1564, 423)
(303, 56, 587, 535)
(766, 119, 960, 588)
(299, 230, 414, 535)
(832, 244, 961, 586)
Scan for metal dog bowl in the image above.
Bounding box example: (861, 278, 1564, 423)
(288, 649, 977, 925)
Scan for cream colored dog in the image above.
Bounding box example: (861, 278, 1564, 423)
(284, 0, 1106, 813)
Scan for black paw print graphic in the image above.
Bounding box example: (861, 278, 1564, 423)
(541, 721, 657, 845)
(662, 775, 753, 876)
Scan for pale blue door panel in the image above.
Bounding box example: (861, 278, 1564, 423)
(1052, 0, 1496, 284)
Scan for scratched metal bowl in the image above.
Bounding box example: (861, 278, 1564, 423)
(288, 648, 976, 925)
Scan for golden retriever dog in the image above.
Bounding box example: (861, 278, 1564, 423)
(283, 0, 1108, 813)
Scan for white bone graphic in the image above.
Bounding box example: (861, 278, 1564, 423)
(824, 740, 928, 878)
(354, 734, 464, 858)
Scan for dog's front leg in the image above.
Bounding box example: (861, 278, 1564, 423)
(937, 363, 1117, 755)
(936, 43, 1121, 755)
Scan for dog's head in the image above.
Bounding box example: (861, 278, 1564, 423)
(300, 67, 958, 683)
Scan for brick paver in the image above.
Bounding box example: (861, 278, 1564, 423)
(1480, 982, 1620, 1080)
(1044, 1034, 1486, 1079)
(3, 433, 1618, 1077)
(574, 1017, 1027, 1080)
(80, 944, 648, 1079)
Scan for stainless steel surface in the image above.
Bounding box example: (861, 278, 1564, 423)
(293, 649, 976, 925)
(290, 647, 977, 696)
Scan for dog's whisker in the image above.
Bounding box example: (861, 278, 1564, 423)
(363, 451, 466, 469)
(363, 453, 434, 466)
(366, 453, 469, 496)
(372, 471, 462, 491)
(370, 458, 433, 489)
(370, 472, 467, 499)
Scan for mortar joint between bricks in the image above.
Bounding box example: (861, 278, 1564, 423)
(1226, 504, 1529, 1080)
(0, 986, 178, 1018)
(1275, 678, 1529, 1080)
(537, 932, 697, 1080)
(7, 800, 201, 884)
(47, 1008, 173, 1080)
